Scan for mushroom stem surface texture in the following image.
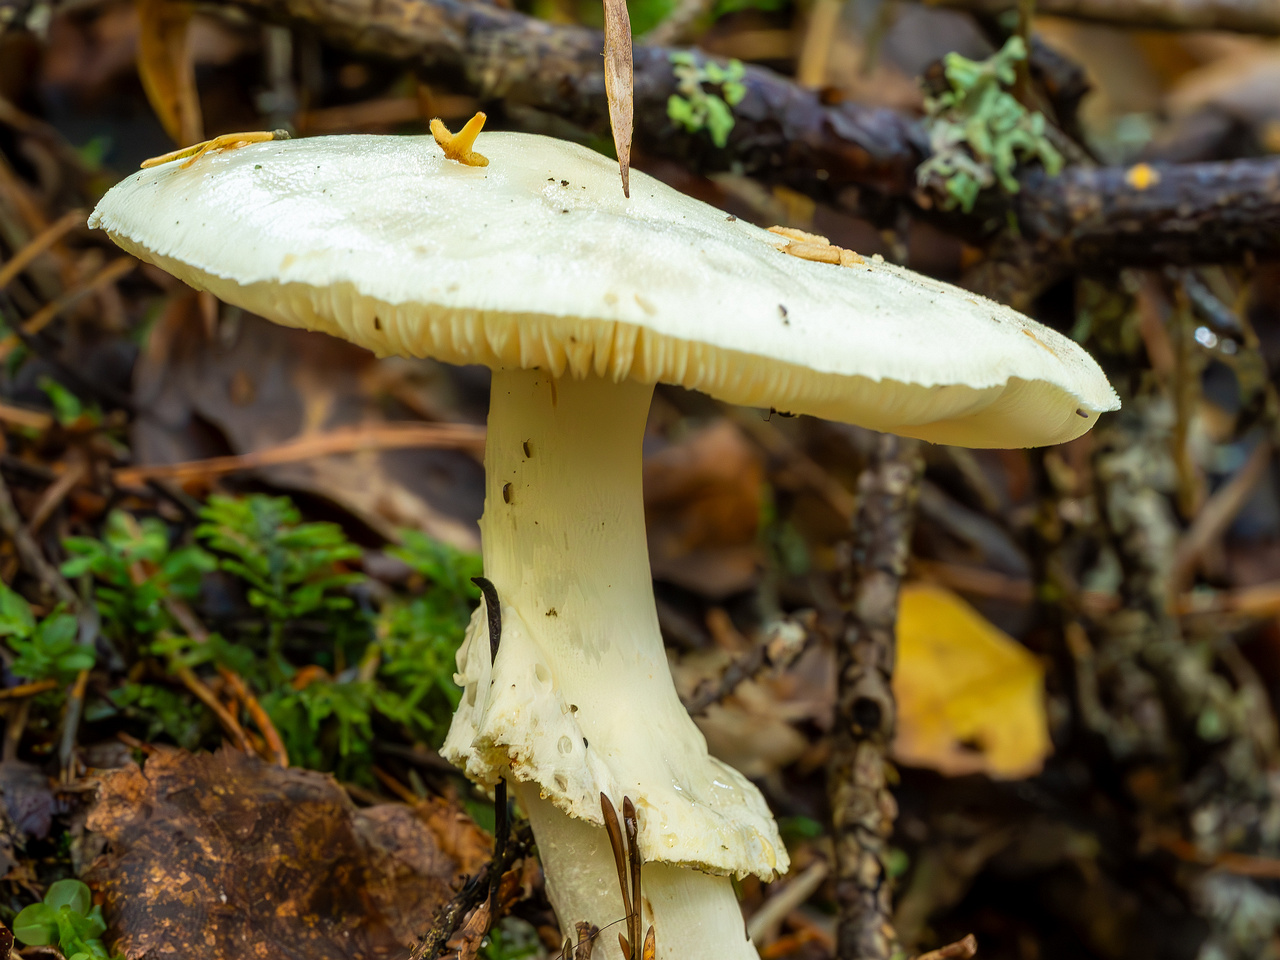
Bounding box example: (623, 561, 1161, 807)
(444, 368, 781, 959)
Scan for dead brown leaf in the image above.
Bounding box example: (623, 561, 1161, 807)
(85, 747, 487, 960)
(688, 642, 832, 777)
(445, 901, 491, 960)
(135, 0, 203, 146)
(131, 297, 484, 549)
(601, 0, 633, 197)
(643, 421, 763, 597)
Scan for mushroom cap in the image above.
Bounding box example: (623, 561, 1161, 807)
(90, 132, 1118, 447)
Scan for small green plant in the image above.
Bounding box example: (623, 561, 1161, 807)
(196, 494, 364, 678)
(197, 495, 363, 625)
(667, 53, 746, 149)
(372, 530, 481, 730)
(482, 917, 542, 960)
(712, 0, 787, 15)
(108, 682, 209, 749)
(62, 511, 214, 648)
(0, 582, 92, 686)
(12, 879, 120, 960)
(916, 37, 1063, 213)
(38, 377, 103, 429)
(56, 493, 478, 781)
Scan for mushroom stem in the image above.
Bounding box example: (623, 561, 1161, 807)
(517, 782, 760, 960)
(444, 368, 776, 960)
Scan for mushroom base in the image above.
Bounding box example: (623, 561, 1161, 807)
(516, 782, 762, 960)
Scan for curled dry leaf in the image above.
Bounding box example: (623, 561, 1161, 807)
(893, 584, 1051, 779)
(602, 0, 633, 197)
(135, 0, 203, 146)
(445, 900, 491, 960)
(85, 746, 489, 959)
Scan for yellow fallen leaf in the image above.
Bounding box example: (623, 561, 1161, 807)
(893, 583, 1050, 779)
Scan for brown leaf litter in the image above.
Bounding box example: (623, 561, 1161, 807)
(84, 746, 490, 959)
(130, 298, 484, 550)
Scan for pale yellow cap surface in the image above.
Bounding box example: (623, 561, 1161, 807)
(90, 132, 1118, 447)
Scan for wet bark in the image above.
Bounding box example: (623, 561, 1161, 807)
(926, 0, 1280, 36)
(828, 433, 923, 960)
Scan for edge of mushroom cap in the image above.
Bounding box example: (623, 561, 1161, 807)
(89, 132, 1120, 447)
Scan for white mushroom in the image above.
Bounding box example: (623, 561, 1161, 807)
(89, 130, 1119, 960)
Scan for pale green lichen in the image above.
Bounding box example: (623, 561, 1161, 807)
(917, 37, 1063, 213)
(667, 53, 746, 149)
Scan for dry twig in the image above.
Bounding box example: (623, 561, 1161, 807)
(0, 400, 52, 431)
(1171, 441, 1272, 592)
(0, 208, 83, 290)
(925, 0, 1280, 35)
(113, 421, 486, 487)
(914, 933, 979, 960)
(409, 822, 535, 960)
(25, 458, 87, 535)
(0, 256, 137, 359)
(0, 469, 79, 607)
(828, 433, 923, 960)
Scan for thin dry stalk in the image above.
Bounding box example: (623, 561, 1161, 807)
(828, 433, 923, 960)
(0, 255, 137, 358)
(914, 933, 978, 960)
(25, 458, 87, 535)
(113, 421, 486, 487)
(0, 208, 83, 290)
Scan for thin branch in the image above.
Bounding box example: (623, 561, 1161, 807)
(1171, 440, 1272, 592)
(201, 0, 925, 210)
(828, 433, 923, 960)
(0, 679, 58, 699)
(1011, 160, 1280, 268)
(25, 458, 87, 535)
(113, 421, 486, 487)
(0, 256, 138, 360)
(682, 614, 814, 715)
(924, 0, 1280, 36)
(0, 468, 79, 607)
(0, 400, 52, 431)
(0, 208, 84, 290)
(164, 597, 279, 761)
(914, 934, 979, 960)
(203, 0, 1280, 270)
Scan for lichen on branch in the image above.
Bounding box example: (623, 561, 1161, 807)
(916, 38, 1063, 213)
